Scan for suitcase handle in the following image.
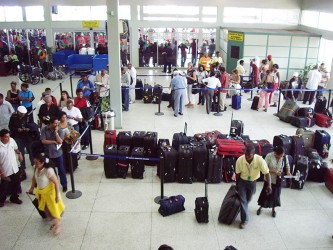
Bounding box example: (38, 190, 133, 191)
(205, 180, 208, 198)
(184, 122, 187, 135)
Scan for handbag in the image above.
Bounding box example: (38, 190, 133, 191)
(64, 127, 80, 145)
(80, 106, 94, 121)
(192, 83, 199, 94)
(158, 195, 185, 217)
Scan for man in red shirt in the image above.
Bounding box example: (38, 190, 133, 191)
(219, 67, 229, 112)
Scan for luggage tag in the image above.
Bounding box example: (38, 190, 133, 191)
(247, 176, 251, 181)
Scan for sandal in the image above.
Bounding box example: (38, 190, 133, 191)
(257, 208, 262, 216)
(53, 223, 61, 236)
(49, 224, 55, 230)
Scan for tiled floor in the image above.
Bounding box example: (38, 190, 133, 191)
(0, 69, 333, 250)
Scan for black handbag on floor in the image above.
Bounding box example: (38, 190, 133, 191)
(158, 195, 185, 217)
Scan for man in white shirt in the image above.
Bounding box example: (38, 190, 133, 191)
(121, 67, 131, 111)
(303, 65, 322, 105)
(317, 63, 330, 98)
(94, 69, 110, 97)
(0, 129, 23, 207)
(202, 71, 221, 115)
(127, 63, 137, 103)
(62, 99, 83, 132)
(0, 93, 15, 130)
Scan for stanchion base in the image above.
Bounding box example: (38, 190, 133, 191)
(213, 112, 223, 116)
(247, 98, 253, 101)
(66, 190, 82, 199)
(154, 195, 168, 204)
(273, 113, 278, 117)
(155, 112, 164, 116)
(86, 155, 98, 161)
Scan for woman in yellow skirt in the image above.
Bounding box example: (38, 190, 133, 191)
(28, 154, 65, 236)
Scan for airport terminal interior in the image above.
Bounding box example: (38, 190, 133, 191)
(0, 0, 333, 249)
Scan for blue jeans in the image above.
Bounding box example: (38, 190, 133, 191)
(122, 86, 129, 111)
(50, 155, 67, 189)
(15, 137, 33, 169)
(238, 178, 256, 223)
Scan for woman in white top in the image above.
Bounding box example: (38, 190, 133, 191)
(196, 65, 208, 106)
(28, 154, 65, 236)
(202, 71, 221, 115)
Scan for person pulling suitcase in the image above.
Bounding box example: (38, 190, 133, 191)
(236, 145, 272, 229)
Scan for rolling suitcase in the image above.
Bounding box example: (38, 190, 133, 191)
(296, 128, 315, 148)
(158, 139, 170, 147)
(132, 131, 146, 147)
(296, 107, 314, 117)
(230, 120, 244, 137)
(144, 131, 158, 166)
(291, 155, 309, 190)
(232, 95, 241, 110)
(194, 181, 209, 223)
(192, 142, 208, 182)
(314, 96, 327, 113)
(207, 149, 222, 183)
(314, 130, 331, 159)
(104, 144, 118, 178)
(277, 100, 299, 122)
(143, 84, 153, 103)
(130, 147, 145, 179)
(273, 135, 292, 155)
(280, 154, 294, 188)
(117, 131, 132, 147)
(117, 145, 131, 178)
(289, 116, 315, 128)
(216, 139, 246, 157)
(104, 129, 117, 148)
(158, 146, 178, 182)
(251, 96, 259, 110)
(218, 185, 240, 225)
(222, 156, 236, 183)
(290, 135, 305, 163)
(314, 113, 332, 128)
(177, 144, 193, 183)
(172, 122, 189, 150)
(135, 79, 144, 100)
(205, 130, 222, 149)
(325, 168, 333, 194)
(308, 160, 327, 183)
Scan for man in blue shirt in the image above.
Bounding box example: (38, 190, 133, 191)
(171, 71, 187, 117)
(76, 74, 95, 99)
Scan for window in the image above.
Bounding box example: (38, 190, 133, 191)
(119, 5, 131, 20)
(224, 7, 261, 23)
(4, 6, 23, 21)
(301, 10, 319, 28)
(202, 7, 217, 16)
(262, 9, 299, 24)
(91, 6, 107, 20)
(143, 17, 199, 22)
(0, 7, 5, 21)
(143, 5, 199, 15)
(318, 12, 333, 32)
(25, 6, 44, 21)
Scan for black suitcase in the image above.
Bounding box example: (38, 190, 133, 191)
(158, 146, 178, 182)
(314, 130, 331, 159)
(130, 147, 145, 179)
(143, 84, 153, 103)
(135, 79, 144, 100)
(222, 156, 236, 183)
(308, 162, 328, 183)
(132, 131, 146, 147)
(192, 142, 208, 182)
(104, 144, 118, 178)
(273, 135, 292, 155)
(144, 131, 158, 166)
(207, 149, 222, 183)
(194, 181, 209, 223)
(218, 185, 241, 225)
(172, 122, 189, 150)
(177, 144, 193, 183)
(117, 145, 131, 179)
(289, 116, 315, 128)
(251, 96, 259, 110)
(314, 96, 327, 113)
(291, 155, 309, 190)
(291, 135, 305, 163)
(280, 154, 294, 188)
(158, 139, 170, 147)
(117, 131, 132, 147)
(152, 85, 162, 104)
(158, 195, 185, 217)
(230, 120, 244, 137)
(296, 107, 314, 117)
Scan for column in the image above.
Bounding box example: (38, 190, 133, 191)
(106, 0, 122, 128)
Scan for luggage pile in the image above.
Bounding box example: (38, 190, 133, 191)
(272, 128, 331, 190)
(103, 130, 158, 179)
(277, 98, 332, 128)
(143, 84, 163, 104)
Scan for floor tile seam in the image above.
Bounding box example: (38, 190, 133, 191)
(305, 186, 327, 211)
(12, 208, 35, 249)
(209, 207, 222, 250)
(80, 180, 102, 250)
(273, 218, 288, 250)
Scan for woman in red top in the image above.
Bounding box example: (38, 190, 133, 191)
(73, 89, 89, 150)
(74, 89, 88, 109)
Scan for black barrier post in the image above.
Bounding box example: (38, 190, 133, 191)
(214, 87, 223, 116)
(70, 73, 74, 98)
(277, 89, 282, 113)
(327, 89, 331, 110)
(59, 82, 63, 94)
(155, 85, 164, 116)
(154, 156, 168, 204)
(66, 151, 82, 199)
(86, 123, 98, 161)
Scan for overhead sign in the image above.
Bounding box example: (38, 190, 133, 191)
(228, 32, 244, 42)
(82, 21, 100, 28)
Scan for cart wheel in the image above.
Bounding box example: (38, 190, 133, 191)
(19, 73, 29, 83)
(30, 74, 40, 85)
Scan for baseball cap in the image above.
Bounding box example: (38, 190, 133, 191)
(267, 54, 272, 59)
(293, 72, 299, 77)
(173, 70, 180, 75)
(17, 106, 27, 114)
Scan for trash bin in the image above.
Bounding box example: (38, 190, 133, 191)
(102, 110, 115, 130)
